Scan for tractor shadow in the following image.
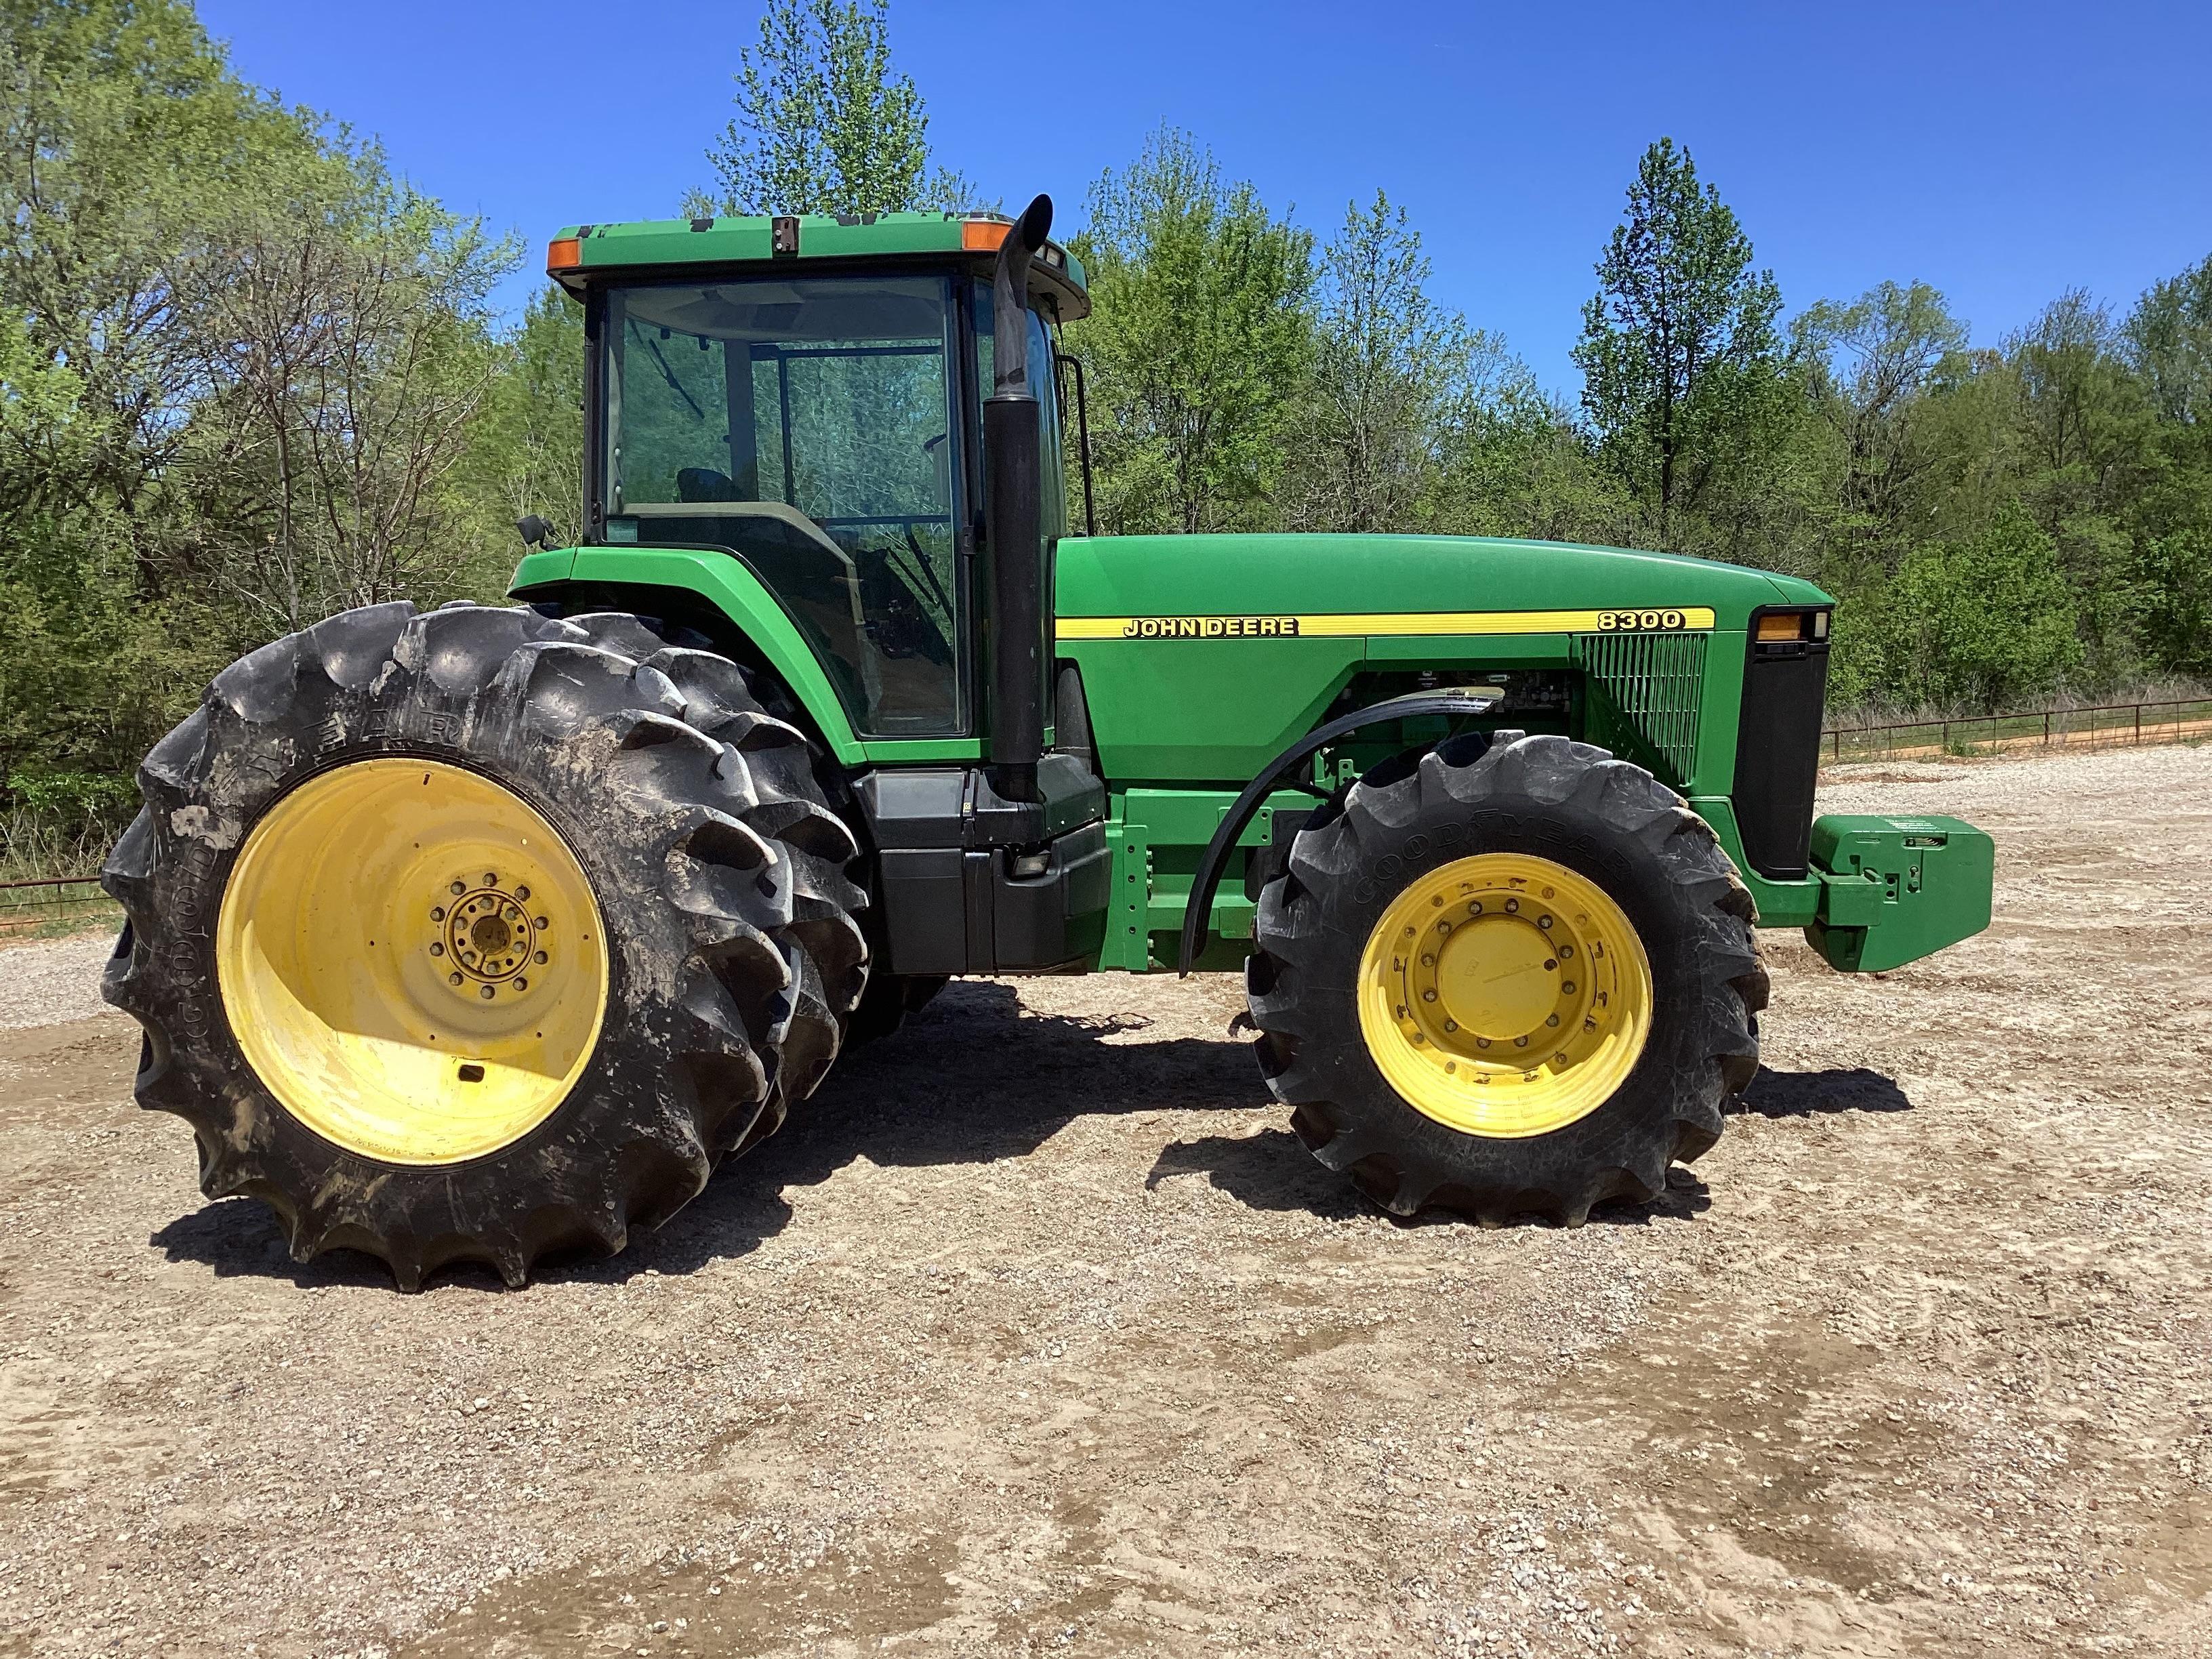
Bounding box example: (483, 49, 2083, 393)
(634, 979, 1277, 1275)
(150, 987, 1914, 1288)
(1136, 1064, 1914, 1233)
(1733, 1064, 1914, 1119)
(151, 978, 1269, 1288)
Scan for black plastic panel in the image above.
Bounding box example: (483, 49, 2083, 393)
(1732, 609, 1832, 880)
(855, 758, 1108, 973)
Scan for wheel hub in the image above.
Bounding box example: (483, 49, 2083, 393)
(1357, 852, 1654, 1138)
(433, 876, 548, 995)
(1433, 913, 1558, 1041)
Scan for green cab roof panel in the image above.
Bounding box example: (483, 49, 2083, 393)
(550, 211, 1089, 316)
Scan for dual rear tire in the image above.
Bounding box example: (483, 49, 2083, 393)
(102, 603, 868, 1289)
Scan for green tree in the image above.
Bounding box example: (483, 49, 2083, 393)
(2125, 251, 2212, 426)
(1842, 506, 2083, 709)
(699, 0, 972, 216)
(1284, 191, 1474, 533)
(1574, 138, 1785, 548)
(0, 0, 514, 861)
(1063, 128, 1315, 535)
(453, 287, 585, 582)
(1795, 283, 1967, 538)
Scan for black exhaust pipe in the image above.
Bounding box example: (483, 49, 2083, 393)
(984, 192, 1054, 803)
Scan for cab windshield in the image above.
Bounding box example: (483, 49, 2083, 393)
(601, 275, 966, 736)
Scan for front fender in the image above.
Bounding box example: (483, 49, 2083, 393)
(1176, 689, 1502, 974)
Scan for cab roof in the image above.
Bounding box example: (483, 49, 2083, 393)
(546, 211, 1090, 320)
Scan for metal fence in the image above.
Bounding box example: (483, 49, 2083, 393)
(1824, 696, 2212, 763)
(0, 874, 117, 937)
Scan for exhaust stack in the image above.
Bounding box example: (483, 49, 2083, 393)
(983, 192, 1054, 802)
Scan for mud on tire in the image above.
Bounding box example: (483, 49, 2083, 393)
(100, 602, 868, 1288)
(1245, 731, 1768, 1225)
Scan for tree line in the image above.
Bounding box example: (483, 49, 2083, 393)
(3, 0, 2208, 865)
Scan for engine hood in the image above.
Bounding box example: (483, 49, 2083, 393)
(1054, 533, 1826, 626)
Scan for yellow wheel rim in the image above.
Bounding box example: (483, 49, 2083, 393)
(1356, 852, 1653, 1138)
(216, 759, 609, 1165)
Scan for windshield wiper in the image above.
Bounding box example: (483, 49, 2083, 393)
(628, 319, 705, 419)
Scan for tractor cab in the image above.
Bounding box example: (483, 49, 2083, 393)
(552, 211, 1087, 745)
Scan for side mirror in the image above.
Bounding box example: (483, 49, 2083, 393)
(516, 514, 552, 550)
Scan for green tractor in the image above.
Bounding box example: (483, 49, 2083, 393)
(102, 197, 1994, 1288)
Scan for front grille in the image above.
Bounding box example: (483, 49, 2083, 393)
(1574, 630, 1707, 789)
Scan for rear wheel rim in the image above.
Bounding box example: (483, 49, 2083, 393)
(216, 758, 609, 1165)
(1355, 851, 1652, 1138)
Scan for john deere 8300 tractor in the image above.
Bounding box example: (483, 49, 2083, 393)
(102, 197, 1995, 1288)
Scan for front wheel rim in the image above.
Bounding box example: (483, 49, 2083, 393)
(216, 758, 609, 1165)
(1355, 851, 1653, 1138)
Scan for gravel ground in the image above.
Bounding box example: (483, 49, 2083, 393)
(1, 742, 2209, 1658)
(0, 933, 113, 1032)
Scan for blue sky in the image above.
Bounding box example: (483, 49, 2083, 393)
(196, 0, 2210, 394)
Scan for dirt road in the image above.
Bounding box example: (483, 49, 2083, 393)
(3, 744, 2209, 1658)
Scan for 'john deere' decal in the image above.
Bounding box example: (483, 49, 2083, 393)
(1057, 606, 1718, 642)
(1120, 615, 1300, 639)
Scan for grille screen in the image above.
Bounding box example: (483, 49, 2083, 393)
(1575, 631, 1707, 788)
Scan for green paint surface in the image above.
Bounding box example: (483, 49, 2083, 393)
(512, 527, 1991, 975)
(552, 211, 1089, 315)
(1057, 532, 1797, 786)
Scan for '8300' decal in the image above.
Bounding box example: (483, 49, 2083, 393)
(1595, 609, 1691, 632)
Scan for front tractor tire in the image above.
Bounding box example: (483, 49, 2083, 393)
(1246, 732, 1767, 1225)
(101, 602, 867, 1289)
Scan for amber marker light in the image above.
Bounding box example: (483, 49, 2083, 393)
(1757, 611, 1813, 642)
(546, 237, 583, 272)
(962, 218, 1011, 251)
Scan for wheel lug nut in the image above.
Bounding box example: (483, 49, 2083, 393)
(431, 905, 445, 922)
(430, 943, 444, 957)
(484, 872, 499, 888)
(1504, 898, 1519, 912)
(1443, 1019, 1458, 1032)
(1420, 954, 1436, 967)
(1422, 989, 1438, 1002)
(1561, 981, 1576, 994)
(479, 985, 495, 1000)
(513, 977, 528, 992)
(535, 916, 550, 930)
(1546, 1015, 1559, 1027)
(448, 972, 463, 986)
(514, 885, 530, 901)
(1475, 1038, 1490, 1049)
(1544, 958, 1557, 971)
(1538, 915, 1553, 929)
(449, 880, 465, 896)
(1514, 1036, 1528, 1047)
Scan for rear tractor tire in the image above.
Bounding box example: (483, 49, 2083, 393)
(1246, 731, 1767, 1225)
(101, 602, 868, 1288)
